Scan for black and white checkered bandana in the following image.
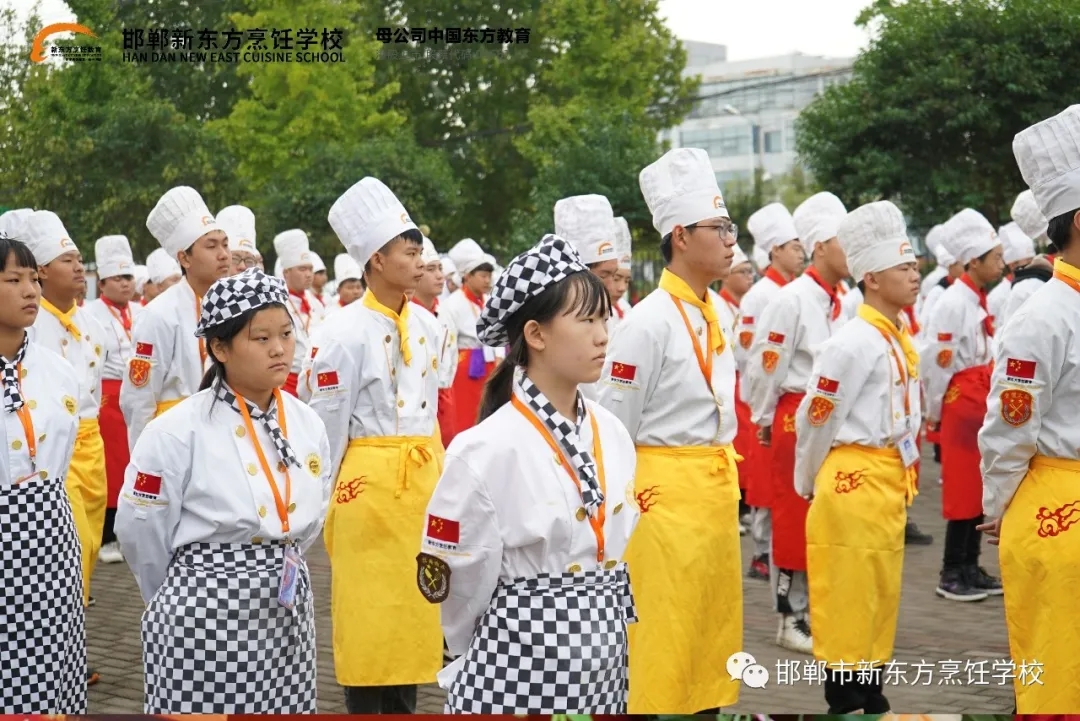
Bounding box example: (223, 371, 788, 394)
(477, 234, 588, 347)
(195, 267, 289, 338)
(1, 333, 29, 413)
(216, 383, 301, 471)
(516, 368, 605, 517)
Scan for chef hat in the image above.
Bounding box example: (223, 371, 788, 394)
(553, 194, 620, 265)
(217, 205, 258, 255)
(1010, 190, 1049, 243)
(639, 148, 728, 239)
(94, 235, 135, 279)
(448, 238, 495, 276)
(311, 252, 326, 273)
(147, 186, 222, 258)
(147, 247, 182, 285)
(273, 229, 313, 271)
(793, 192, 847, 256)
(0, 208, 33, 241)
(195, 268, 289, 338)
(838, 201, 917, 281)
(731, 243, 750, 268)
(752, 245, 769, 270)
(999, 222, 1035, 264)
(924, 224, 946, 256)
(747, 203, 798, 255)
(421, 236, 440, 265)
(942, 208, 999, 265)
(133, 264, 149, 294)
(442, 256, 460, 285)
(477, 234, 588, 347)
(614, 216, 632, 270)
(1013, 105, 1080, 221)
(334, 253, 363, 283)
(933, 242, 956, 268)
(328, 177, 418, 267)
(24, 210, 79, 266)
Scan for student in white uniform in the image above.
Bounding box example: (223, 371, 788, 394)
(308, 252, 328, 305)
(0, 236, 87, 714)
(796, 200, 922, 714)
(441, 256, 460, 300)
(611, 217, 634, 327)
(1002, 189, 1052, 321)
(746, 191, 849, 654)
(919, 238, 964, 332)
(143, 247, 183, 304)
(84, 235, 140, 566)
(987, 222, 1034, 328)
(24, 211, 109, 618)
(117, 268, 331, 714)
(301, 177, 442, 714)
(421, 234, 638, 713)
(121, 187, 231, 448)
(217, 204, 260, 275)
(273, 230, 324, 396)
(132, 264, 149, 306)
(597, 147, 741, 713)
(410, 237, 460, 449)
(554, 194, 622, 325)
(326, 253, 365, 315)
(917, 225, 948, 315)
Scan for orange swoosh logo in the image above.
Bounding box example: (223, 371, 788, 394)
(30, 23, 97, 63)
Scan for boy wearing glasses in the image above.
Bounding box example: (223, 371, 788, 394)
(217, 205, 260, 275)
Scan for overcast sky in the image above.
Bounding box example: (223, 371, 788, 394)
(12, 0, 872, 61)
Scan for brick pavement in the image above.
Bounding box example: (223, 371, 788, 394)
(87, 450, 1017, 714)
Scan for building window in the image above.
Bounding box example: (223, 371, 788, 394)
(764, 130, 783, 154)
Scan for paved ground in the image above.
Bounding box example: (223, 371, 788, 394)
(87, 448, 1016, 714)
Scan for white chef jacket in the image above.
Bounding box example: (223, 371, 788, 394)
(284, 290, 325, 376)
(120, 279, 207, 449)
(84, 298, 142, 382)
(793, 316, 922, 497)
(2, 341, 80, 487)
(919, 266, 948, 302)
(116, 388, 333, 603)
(715, 289, 744, 370)
(422, 393, 639, 656)
(1002, 275, 1043, 323)
(747, 274, 844, 428)
(30, 303, 106, 421)
(980, 273, 1080, 518)
(737, 273, 786, 403)
(986, 277, 1011, 329)
(411, 300, 459, 390)
(596, 287, 737, 446)
(921, 280, 992, 424)
(300, 299, 441, 478)
(442, 288, 506, 362)
(840, 285, 863, 322)
(918, 279, 950, 334)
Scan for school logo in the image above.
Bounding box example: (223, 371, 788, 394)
(807, 396, 835, 427)
(834, 469, 867, 494)
(944, 385, 962, 405)
(713, 195, 726, 210)
(416, 552, 451, 604)
(334, 476, 367, 505)
(762, 349, 779, 374)
(739, 330, 753, 349)
(62, 395, 77, 415)
(30, 22, 97, 62)
(128, 358, 151, 388)
(1000, 389, 1033, 427)
(1037, 500, 1080, 538)
(782, 413, 796, 434)
(305, 453, 321, 478)
(596, 241, 616, 257)
(936, 349, 953, 369)
(635, 485, 660, 513)
(431, 356, 438, 371)
(201, 215, 214, 226)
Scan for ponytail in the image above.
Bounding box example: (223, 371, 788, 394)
(199, 363, 221, 392)
(476, 335, 527, 424)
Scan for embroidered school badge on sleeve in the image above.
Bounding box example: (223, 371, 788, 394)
(739, 330, 753, 349)
(936, 349, 953, 369)
(807, 396, 835, 426)
(1000, 389, 1033, 427)
(416, 552, 451, 604)
(128, 358, 151, 387)
(133, 471, 162, 500)
(762, 349, 779, 374)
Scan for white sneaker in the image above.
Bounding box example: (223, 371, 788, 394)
(98, 541, 124, 564)
(776, 614, 813, 655)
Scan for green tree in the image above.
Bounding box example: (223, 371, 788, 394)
(796, 0, 1080, 230)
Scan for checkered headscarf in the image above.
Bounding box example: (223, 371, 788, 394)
(195, 267, 289, 338)
(477, 234, 588, 347)
(516, 367, 605, 517)
(216, 383, 301, 471)
(2, 333, 29, 413)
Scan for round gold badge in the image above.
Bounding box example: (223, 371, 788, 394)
(62, 396, 77, 415)
(306, 453, 321, 477)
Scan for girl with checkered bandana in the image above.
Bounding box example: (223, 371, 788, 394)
(420, 234, 640, 714)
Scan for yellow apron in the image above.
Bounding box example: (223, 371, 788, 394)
(154, 398, 185, 417)
(65, 418, 107, 604)
(325, 434, 444, 686)
(1000, 454, 1080, 712)
(626, 444, 743, 713)
(807, 444, 912, 668)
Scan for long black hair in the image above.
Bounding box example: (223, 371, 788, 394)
(476, 270, 610, 423)
(198, 301, 292, 413)
(0, 236, 38, 271)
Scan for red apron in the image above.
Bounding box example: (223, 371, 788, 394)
(99, 378, 129, 509)
(437, 387, 457, 448)
(452, 349, 495, 433)
(939, 364, 991, 520)
(282, 372, 299, 397)
(770, 391, 809, 570)
(733, 373, 755, 491)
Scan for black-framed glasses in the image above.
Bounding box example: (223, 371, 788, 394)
(693, 221, 738, 240)
(232, 254, 259, 269)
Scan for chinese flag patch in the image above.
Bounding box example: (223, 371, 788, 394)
(610, 362, 637, 382)
(741, 316, 755, 325)
(937, 333, 953, 342)
(816, 377, 840, 395)
(767, 331, 785, 344)
(135, 342, 153, 358)
(426, 514, 460, 544)
(310, 346, 319, 359)
(1005, 358, 1036, 381)
(317, 370, 339, 389)
(133, 471, 162, 499)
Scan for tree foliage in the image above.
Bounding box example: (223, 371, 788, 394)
(796, 0, 1080, 229)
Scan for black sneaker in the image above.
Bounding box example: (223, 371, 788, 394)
(747, 553, 769, 580)
(967, 565, 1004, 595)
(936, 569, 988, 602)
(905, 521, 934, 545)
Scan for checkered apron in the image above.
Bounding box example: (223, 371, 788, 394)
(446, 564, 637, 714)
(142, 542, 316, 713)
(0, 476, 87, 713)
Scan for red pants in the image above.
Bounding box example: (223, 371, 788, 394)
(437, 387, 457, 448)
(451, 350, 495, 433)
(940, 365, 991, 520)
(99, 379, 129, 509)
(733, 375, 755, 491)
(282, 372, 299, 397)
(770, 392, 809, 570)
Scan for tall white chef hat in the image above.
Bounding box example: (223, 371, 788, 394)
(311, 252, 326, 274)
(441, 255, 460, 285)
(273, 229, 313, 271)
(747, 202, 798, 256)
(933, 242, 956, 268)
(731, 243, 750, 268)
(793, 192, 847, 257)
(448, 237, 495, 276)
(94, 235, 135, 279)
(639, 147, 727, 239)
(553, 194, 620, 265)
(133, 264, 149, 294)
(146, 247, 182, 284)
(334, 253, 363, 283)
(1010, 189, 1049, 244)
(217, 205, 258, 256)
(838, 200, 917, 281)
(752, 245, 769, 270)
(23, 210, 79, 266)
(0, 208, 34, 241)
(147, 186, 222, 258)
(614, 216, 632, 270)
(328, 177, 418, 267)
(999, 222, 1035, 264)
(924, 224, 946, 256)
(421, 236, 440, 265)
(942, 208, 999, 265)
(1013, 104, 1080, 221)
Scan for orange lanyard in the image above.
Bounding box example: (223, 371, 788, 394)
(10, 365, 37, 474)
(234, 389, 292, 535)
(1054, 269, 1080, 294)
(671, 297, 713, 393)
(873, 327, 912, 420)
(511, 395, 608, 562)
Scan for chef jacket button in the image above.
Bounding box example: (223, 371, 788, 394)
(575, 507, 587, 521)
(421, 369, 427, 377)
(38, 433, 46, 442)
(613, 502, 624, 515)
(567, 563, 582, 573)
(27, 400, 36, 410)
(419, 337, 425, 345)
(20, 368, 27, 379)
(61, 339, 68, 346)
(384, 335, 392, 344)
(247, 463, 257, 475)
(11, 440, 22, 450)
(252, 536, 263, 544)
(277, 461, 287, 473)
(235, 426, 246, 438)
(397, 399, 405, 408)
(38, 470, 47, 480)
(90, 361, 96, 367)
(894, 412, 901, 420)
(258, 506, 267, 518)
(604, 559, 618, 569)
(421, 401, 427, 409)
(288, 502, 296, 513)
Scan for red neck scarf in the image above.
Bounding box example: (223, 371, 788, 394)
(410, 296, 439, 316)
(720, 288, 740, 308)
(1006, 272, 1014, 283)
(804, 265, 842, 321)
(463, 286, 484, 309)
(764, 266, 790, 288)
(959, 272, 994, 336)
(1047, 254, 1057, 264)
(289, 289, 311, 316)
(101, 296, 132, 331)
(613, 303, 624, 319)
(312, 292, 324, 306)
(902, 305, 920, 335)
